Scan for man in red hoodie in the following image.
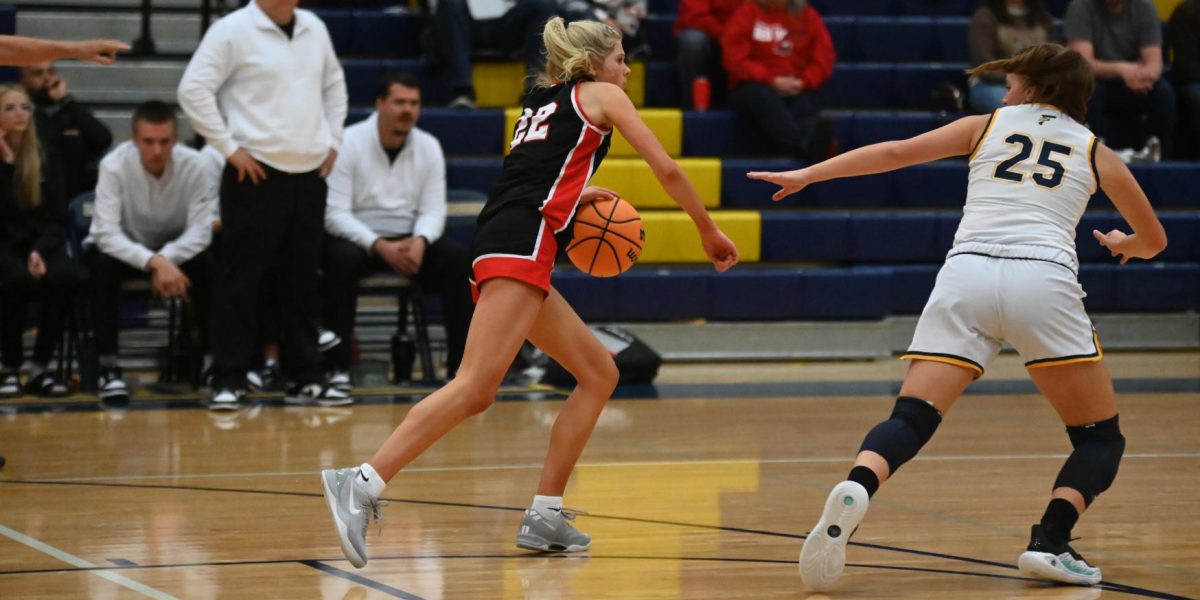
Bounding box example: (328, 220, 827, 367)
(722, 0, 836, 161)
(675, 0, 744, 109)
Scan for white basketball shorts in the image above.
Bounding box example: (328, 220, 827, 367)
(903, 252, 1102, 376)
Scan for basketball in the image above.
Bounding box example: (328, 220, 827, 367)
(567, 197, 644, 277)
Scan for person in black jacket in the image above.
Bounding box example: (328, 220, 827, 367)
(1170, 0, 1200, 159)
(21, 61, 113, 199)
(0, 84, 77, 398)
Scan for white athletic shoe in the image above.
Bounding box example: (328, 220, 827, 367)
(1017, 525, 1102, 586)
(799, 481, 870, 591)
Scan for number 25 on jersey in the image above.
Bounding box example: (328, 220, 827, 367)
(511, 102, 558, 149)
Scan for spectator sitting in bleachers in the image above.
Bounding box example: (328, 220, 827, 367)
(0, 84, 77, 398)
(322, 72, 474, 389)
(968, 0, 1057, 113)
(83, 101, 217, 405)
(1170, 0, 1200, 159)
(674, 0, 742, 109)
(20, 61, 113, 201)
(1066, 0, 1175, 160)
(431, 0, 559, 108)
(722, 0, 836, 162)
(561, 0, 649, 58)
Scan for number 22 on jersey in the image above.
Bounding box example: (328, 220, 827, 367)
(510, 102, 558, 149)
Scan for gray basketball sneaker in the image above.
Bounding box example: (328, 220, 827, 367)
(321, 467, 386, 568)
(799, 480, 870, 591)
(515, 507, 592, 552)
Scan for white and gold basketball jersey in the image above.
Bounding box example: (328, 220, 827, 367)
(953, 104, 1099, 267)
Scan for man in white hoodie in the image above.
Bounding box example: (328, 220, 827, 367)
(84, 101, 216, 404)
(322, 72, 473, 388)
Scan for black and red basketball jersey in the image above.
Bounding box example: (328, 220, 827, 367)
(480, 78, 613, 234)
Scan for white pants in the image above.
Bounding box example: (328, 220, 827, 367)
(904, 253, 1101, 375)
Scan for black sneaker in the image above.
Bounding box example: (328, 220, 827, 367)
(209, 387, 245, 412)
(1017, 524, 1102, 585)
(25, 372, 68, 397)
(247, 363, 282, 392)
(98, 366, 130, 406)
(0, 371, 20, 398)
(284, 382, 352, 407)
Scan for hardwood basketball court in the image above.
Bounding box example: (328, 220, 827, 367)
(1, 352, 1197, 599)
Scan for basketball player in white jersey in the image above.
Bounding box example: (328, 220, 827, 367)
(749, 43, 1166, 590)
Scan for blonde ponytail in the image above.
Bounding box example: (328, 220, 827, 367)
(538, 17, 622, 88)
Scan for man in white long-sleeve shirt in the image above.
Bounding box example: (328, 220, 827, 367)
(323, 72, 473, 387)
(84, 101, 216, 404)
(178, 0, 349, 410)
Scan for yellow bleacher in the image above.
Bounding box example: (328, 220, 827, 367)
(638, 210, 761, 263)
(474, 61, 646, 108)
(589, 157, 720, 209)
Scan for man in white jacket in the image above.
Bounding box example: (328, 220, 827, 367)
(323, 72, 473, 387)
(84, 101, 216, 404)
(178, 0, 349, 410)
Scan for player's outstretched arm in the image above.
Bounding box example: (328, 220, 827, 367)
(587, 81, 739, 271)
(1091, 142, 1167, 264)
(746, 114, 990, 202)
(0, 35, 129, 66)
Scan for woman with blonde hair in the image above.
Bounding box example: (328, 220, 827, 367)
(751, 43, 1165, 590)
(0, 83, 75, 398)
(321, 17, 739, 568)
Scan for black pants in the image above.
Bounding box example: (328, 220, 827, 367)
(321, 236, 474, 377)
(728, 84, 824, 160)
(1088, 77, 1177, 159)
(0, 249, 79, 369)
(211, 163, 326, 389)
(86, 248, 214, 358)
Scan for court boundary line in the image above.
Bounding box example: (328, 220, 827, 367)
(0, 522, 178, 600)
(298, 560, 426, 599)
(0, 551, 1186, 599)
(0, 479, 1191, 599)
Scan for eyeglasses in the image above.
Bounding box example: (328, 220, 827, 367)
(2, 103, 33, 113)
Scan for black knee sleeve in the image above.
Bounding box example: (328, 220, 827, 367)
(1053, 414, 1125, 506)
(859, 396, 943, 475)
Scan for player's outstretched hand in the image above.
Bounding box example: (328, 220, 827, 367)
(701, 228, 739, 272)
(746, 169, 811, 202)
(73, 39, 130, 64)
(579, 185, 618, 204)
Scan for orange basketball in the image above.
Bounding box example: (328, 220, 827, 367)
(567, 197, 644, 277)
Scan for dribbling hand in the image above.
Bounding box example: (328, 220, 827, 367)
(701, 228, 739, 272)
(746, 169, 811, 202)
(579, 185, 618, 204)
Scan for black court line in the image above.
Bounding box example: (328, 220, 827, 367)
(0, 551, 1186, 599)
(299, 560, 426, 599)
(0, 479, 1192, 599)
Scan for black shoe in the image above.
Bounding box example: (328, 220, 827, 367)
(0, 371, 20, 398)
(98, 366, 130, 406)
(209, 387, 245, 412)
(284, 382, 352, 407)
(0, 454, 5, 469)
(25, 372, 68, 398)
(247, 364, 282, 392)
(1016, 524, 1102, 585)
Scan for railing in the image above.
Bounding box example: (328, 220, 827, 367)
(131, 0, 225, 56)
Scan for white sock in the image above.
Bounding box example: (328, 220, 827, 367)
(532, 494, 563, 520)
(355, 463, 386, 499)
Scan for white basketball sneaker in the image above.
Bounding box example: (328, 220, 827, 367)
(1017, 524, 1102, 586)
(799, 481, 870, 591)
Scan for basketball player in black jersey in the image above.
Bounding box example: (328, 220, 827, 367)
(321, 17, 740, 568)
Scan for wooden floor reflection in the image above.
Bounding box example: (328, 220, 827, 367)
(1, 354, 1197, 599)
